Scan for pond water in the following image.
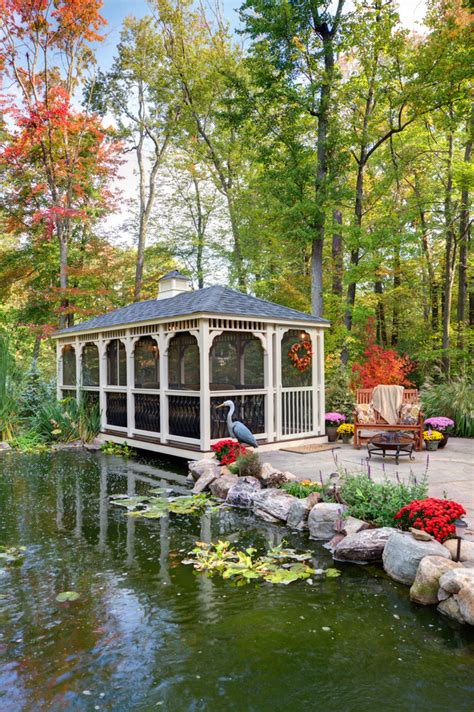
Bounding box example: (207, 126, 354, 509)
(0, 452, 472, 712)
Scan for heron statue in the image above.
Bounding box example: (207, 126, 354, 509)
(216, 400, 258, 448)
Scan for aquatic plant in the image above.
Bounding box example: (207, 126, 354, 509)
(100, 441, 136, 457)
(0, 545, 26, 566)
(182, 540, 340, 586)
(0, 333, 21, 441)
(31, 395, 101, 444)
(110, 492, 214, 519)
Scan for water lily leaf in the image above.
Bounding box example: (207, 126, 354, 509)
(325, 568, 341, 578)
(56, 591, 80, 602)
(110, 496, 150, 509)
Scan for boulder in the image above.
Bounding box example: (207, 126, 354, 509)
(188, 459, 220, 482)
(287, 497, 312, 531)
(409, 556, 463, 605)
(282, 471, 298, 482)
(437, 568, 474, 625)
(210, 474, 238, 500)
(192, 470, 219, 494)
(382, 531, 451, 586)
(333, 527, 395, 563)
(252, 488, 296, 522)
(226, 476, 262, 508)
(442, 538, 474, 563)
(0, 442, 11, 450)
(342, 516, 370, 537)
(308, 503, 346, 541)
(254, 508, 280, 524)
(84, 437, 102, 451)
(306, 491, 322, 508)
(409, 527, 434, 542)
(259, 463, 287, 488)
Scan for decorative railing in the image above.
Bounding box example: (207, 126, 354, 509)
(210, 394, 265, 440)
(281, 387, 313, 436)
(106, 392, 127, 428)
(168, 395, 200, 440)
(134, 393, 160, 433)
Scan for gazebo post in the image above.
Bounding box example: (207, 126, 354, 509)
(199, 319, 211, 451)
(317, 330, 325, 434)
(98, 339, 108, 432)
(158, 326, 168, 443)
(125, 330, 135, 438)
(75, 336, 81, 401)
(56, 342, 62, 400)
(275, 327, 283, 440)
(265, 325, 275, 442)
(309, 328, 319, 434)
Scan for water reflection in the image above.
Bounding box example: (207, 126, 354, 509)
(0, 451, 472, 712)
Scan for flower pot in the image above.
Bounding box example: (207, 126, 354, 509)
(438, 433, 449, 449)
(425, 441, 439, 451)
(326, 426, 338, 442)
(341, 435, 352, 444)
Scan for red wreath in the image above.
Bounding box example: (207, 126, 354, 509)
(288, 341, 313, 372)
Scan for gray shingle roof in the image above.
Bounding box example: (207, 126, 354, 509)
(54, 286, 329, 335)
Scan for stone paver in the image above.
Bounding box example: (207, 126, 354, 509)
(263, 437, 474, 527)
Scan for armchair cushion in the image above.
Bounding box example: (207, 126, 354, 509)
(399, 402, 421, 425)
(355, 403, 376, 425)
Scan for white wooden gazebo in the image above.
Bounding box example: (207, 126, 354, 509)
(52, 272, 329, 459)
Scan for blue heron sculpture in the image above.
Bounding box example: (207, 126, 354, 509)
(216, 400, 258, 448)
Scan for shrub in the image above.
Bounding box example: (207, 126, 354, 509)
(232, 451, 261, 478)
(325, 363, 356, 420)
(352, 343, 415, 388)
(338, 472, 428, 527)
(31, 396, 100, 443)
(421, 376, 473, 437)
(394, 498, 466, 542)
(211, 439, 247, 465)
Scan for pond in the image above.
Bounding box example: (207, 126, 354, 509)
(0, 452, 472, 711)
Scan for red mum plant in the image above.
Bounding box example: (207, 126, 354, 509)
(211, 439, 247, 466)
(394, 497, 466, 543)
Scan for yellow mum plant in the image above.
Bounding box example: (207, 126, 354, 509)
(423, 429, 443, 442)
(337, 423, 354, 435)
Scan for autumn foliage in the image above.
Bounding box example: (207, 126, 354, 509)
(352, 343, 415, 389)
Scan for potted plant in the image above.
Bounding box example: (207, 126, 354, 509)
(423, 429, 443, 451)
(325, 412, 345, 442)
(423, 417, 454, 449)
(337, 422, 354, 444)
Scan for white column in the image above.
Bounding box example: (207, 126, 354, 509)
(159, 326, 168, 443)
(98, 339, 107, 431)
(275, 327, 284, 440)
(309, 328, 319, 435)
(264, 326, 275, 442)
(56, 342, 62, 400)
(318, 330, 326, 434)
(199, 319, 211, 451)
(125, 332, 135, 437)
(75, 338, 81, 401)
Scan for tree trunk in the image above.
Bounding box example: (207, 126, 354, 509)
(311, 30, 335, 318)
(58, 225, 70, 329)
(193, 175, 205, 289)
(442, 130, 457, 375)
(391, 246, 401, 346)
(456, 107, 473, 346)
(331, 209, 343, 296)
(374, 279, 387, 346)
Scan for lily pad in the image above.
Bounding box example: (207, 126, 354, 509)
(325, 568, 341, 578)
(56, 591, 80, 602)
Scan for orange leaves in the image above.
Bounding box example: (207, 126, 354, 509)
(352, 343, 415, 389)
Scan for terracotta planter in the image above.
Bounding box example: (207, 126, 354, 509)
(438, 433, 449, 449)
(326, 426, 338, 442)
(425, 441, 439, 451)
